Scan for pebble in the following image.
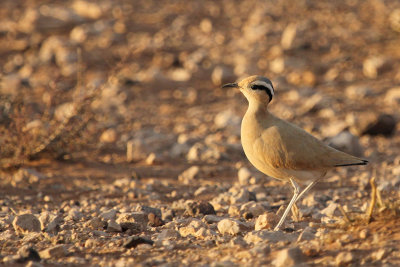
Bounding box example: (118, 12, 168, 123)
(185, 201, 216, 216)
(99, 209, 117, 221)
(203, 215, 224, 224)
(217, 219, 251, 235)
(385, 87, 400, 105)
(363, 56, 387, 78)
(237, 167, 252, 186)
(39, 245, 68, 259)
(273, 247, 305, 267)
(107, 220, 122, 232)
(148, 213, 164, 227)
(335, 251, 354, 266)
(178, 166, 200, 184)
(320, 202, 341, 217)
(255, 213, 279, 230)
(12, 214, 41, 234)
(123, 236, 154, 249)
(240, 202, 266, 218)
(45, 215, 63, 233)
(297, 227, 316, 242)
(16, 245, 41, 263)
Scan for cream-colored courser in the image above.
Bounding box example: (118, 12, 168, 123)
(223, 75, 368, 230)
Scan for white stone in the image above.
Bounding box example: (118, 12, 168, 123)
(217, 218, 250, 235)
(255, 213, 279, 231)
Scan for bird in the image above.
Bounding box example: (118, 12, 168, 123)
(222, 75, 368, 231)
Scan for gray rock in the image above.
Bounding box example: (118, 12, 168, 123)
(39, 244, 68, 259)
(99, 209, 117, 221)
(273, 247, 306, 267)
(217, 218, 251, 235)
(326, 131, 364, 157)
(45, 215, 63, 233)
(157, 229, 180, 242)
(107, 220, 122, 232)
(67, 207, 83, 221)
(203, 215, 224, 224)
(12, 214, 41, 234)
(139, 206, 162, 218)
(240, 202, 266, 218)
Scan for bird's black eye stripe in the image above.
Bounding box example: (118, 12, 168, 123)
(250, 84, 267, 90)
(250, 83, 273, 101)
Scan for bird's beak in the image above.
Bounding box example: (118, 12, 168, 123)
(221, 82, 239, 88)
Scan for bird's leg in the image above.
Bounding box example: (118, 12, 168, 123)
(274, 178, 300, 231)
(295, 179, 319, 203)
(290, 180, 319, 222)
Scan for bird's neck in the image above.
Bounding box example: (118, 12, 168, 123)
(246, 100, 270, 117)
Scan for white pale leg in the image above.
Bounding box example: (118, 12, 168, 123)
(294, 179, 319, 203)
(274, 179, 320, 231)
(274, 178, 300, 231)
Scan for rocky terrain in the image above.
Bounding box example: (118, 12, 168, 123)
(0, 0, 400, 266)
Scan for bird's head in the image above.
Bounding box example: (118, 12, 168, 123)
(222, 75, 274, 105)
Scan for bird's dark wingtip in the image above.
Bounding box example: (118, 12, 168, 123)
(335, 159, 369, 167)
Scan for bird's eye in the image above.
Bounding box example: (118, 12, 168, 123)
(250, 84, 266, 90)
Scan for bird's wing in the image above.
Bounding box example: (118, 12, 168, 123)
(254, 120, 363, 171)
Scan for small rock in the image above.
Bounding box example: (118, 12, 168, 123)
(45, 215, 63, 234)
(244, 230, 297, 244)
(123, 236, 154, 249)
(178, 166, 200, 184)
(297, 227, 316, 242)
(67, 207, 83, 221)
(371, 248, 387, 261)
(16, 245, 41, 263)
(273, 247, 305, 267)
(363, 114, 396, 136)
(100, 128, 118, 143)
(148, 213, 164, 227)
(281, 23, 297, 50)
(13, 214, 41, 234)
(139, 206, 162, 218)
(157, 229, 180, 241)
(72, 0, 103, 19)
(384, 87, 400, 105)
(389, 9, 400, 32)
(185, 201, 216, 216)
(240, 201, 266, 217)
(335, 251, 354, 266)
(363, 56, 388, 78)
(203, 215, 224, 224)
(255, 213, 279, 230)
(117, 212, 148, 226)
(99, 209, 117, 221)
(13, 168, 45, 185)
(326, 131, 364, 157)
(238, 167, 252, 186)
(107, 220, 122, 232)
(39, 245, 68, 259)
(85, 217, 106, 230)
(320, 202, 341, 217)
(217, 218, 251, 235)
(120, 222, 142, 233)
